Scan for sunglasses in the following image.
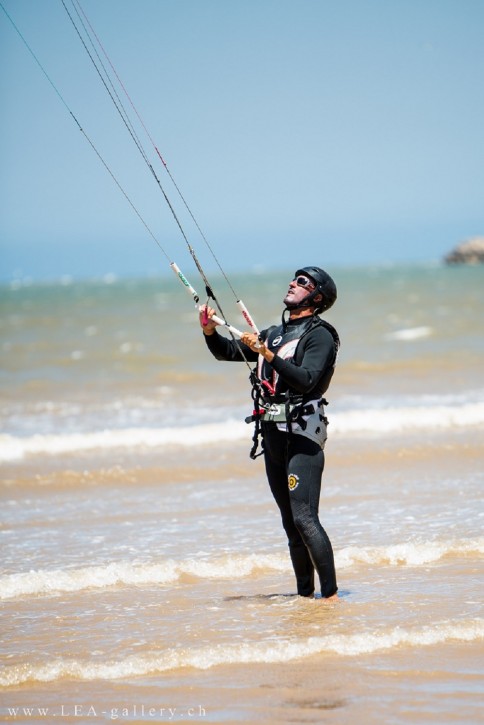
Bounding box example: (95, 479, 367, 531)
(293, 275, 316, 289)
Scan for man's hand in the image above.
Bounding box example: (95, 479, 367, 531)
(241, 333, 274, 363)
(199, 304, 217, 335)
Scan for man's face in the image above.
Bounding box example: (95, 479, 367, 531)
(283, 274, 316, 308)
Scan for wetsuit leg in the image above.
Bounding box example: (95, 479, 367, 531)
(287, 435, 338, 598)
(262, 423, 315, 596)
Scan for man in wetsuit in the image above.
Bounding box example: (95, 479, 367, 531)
(199, 267, 339, 600)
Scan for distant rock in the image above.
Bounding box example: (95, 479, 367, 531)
(445, 237, 484, 265)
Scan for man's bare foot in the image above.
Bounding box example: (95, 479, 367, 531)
(311, 592, 339, 601)
(318, 592, 339, 602)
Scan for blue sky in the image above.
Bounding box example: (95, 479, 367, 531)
(1, 0, 483, 281)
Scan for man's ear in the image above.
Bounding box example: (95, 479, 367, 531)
(314, 293, 323, 305)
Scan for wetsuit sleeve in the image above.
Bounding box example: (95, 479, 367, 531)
(203, 329, 259, 362)
(270, 327, 335, 394)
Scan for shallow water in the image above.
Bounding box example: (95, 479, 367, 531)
(1, 264, 483, 723)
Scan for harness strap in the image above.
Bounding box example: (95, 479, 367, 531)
(248, 370, 265, 459)
(246, 313, 339, 459)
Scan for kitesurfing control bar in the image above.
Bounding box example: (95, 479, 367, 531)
(170, 262, 242, 337)
(237, 300, 260, 335)
(170, 262, 199, 304)
(199, 309, 243, 339)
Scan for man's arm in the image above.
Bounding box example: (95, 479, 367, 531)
(200, 305, 259, 362)
(270, 327, 335, 394)
(238, 325, 336, 394)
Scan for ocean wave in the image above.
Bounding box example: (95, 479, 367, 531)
(336, 538, 484, 569)
(1, 400, 484, 461)
(0, 553, 289, 600)
(385, 326, 433, 341)
(1, 619, 482, 686)
(0, 422, 246, 462)
(1, 539, 481, 600)
(330, 401, 484, 434)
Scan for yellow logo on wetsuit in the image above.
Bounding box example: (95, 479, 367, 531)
(288, 473, 299, 491)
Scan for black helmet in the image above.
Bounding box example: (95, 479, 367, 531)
(295, 266, 337, 312)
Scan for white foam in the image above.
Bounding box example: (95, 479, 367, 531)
(0, 421, 247, 462)
(1, 620, 482, 686)
(0, 553, 289, 600)
(330, 401, 484, 435)
(385, 326, 433, 341)
(0, 561, 179, 600)
(335, 538, 484, 569)
(1, 540, 481, 601)
(1, 399, 484, 461)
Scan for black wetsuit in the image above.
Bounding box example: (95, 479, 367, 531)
(204, 314, 338, 598)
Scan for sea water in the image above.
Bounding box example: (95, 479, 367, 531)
(0, 264, 483, 723)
